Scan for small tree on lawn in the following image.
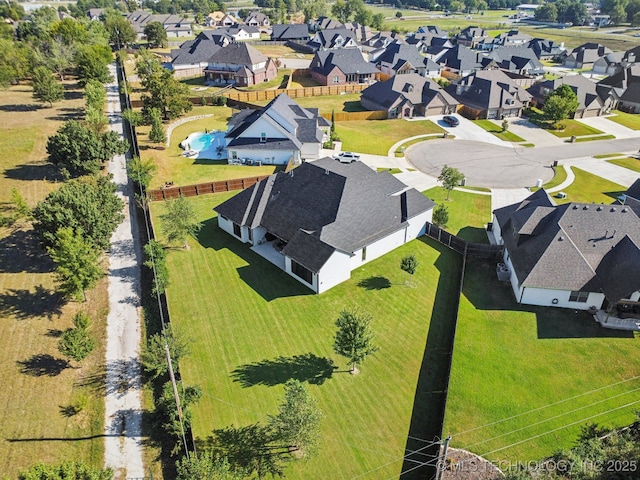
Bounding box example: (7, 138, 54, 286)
(543, 84, 579, 126)
(143, 239, 169, 296)
(127, 156, 157, 190)
(432, 204, 449, 227)
(268, 379, 323, 458)
(501, 118, 509, 133)
(32, 66, 64, 107)
(333, 309, 379, 374)
(438, 164, 465, 200)
(58, 311, 96, 365)
(149, 107, 166, 144)
(159, 196, 202, 249)
(400, 254, 419, 286)
(142, 327, 190, 380)
(47, 227, 103, 302)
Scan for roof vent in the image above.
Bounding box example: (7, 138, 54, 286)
(622, 207, 628, 212)
(558, 236, 563, 241)
(573, 205, 578, 209)
(583, 205, 589, 210)
(597, 206, 602, 211)
(611, 207, 616, 212)
(325, 169, 329, 175)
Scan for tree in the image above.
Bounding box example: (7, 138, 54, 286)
(501, 118, 509, 133)
(104, 12, 136, 46)
(432, 204, 449, 227)
(438, 165, 465, 200)
(627, 0, 640, 21)
(333, 309, 379, 374)
(159, 196, 202, 249)
(18, 461, 113, 480)
(85, 105, 109, 133)
(127, 156, 157, 190)
(74, 44, 113, 87)
(543, 84, 579, 123)
(156, 381, 202, 454)
(58, 311, 96, 363)
(50, 17, 87, 45)
(121, 108, 144, 127)
(400, 254, 419, 286)
(149, 107, 167, 144)
(0, 39, 30, 87)
(143, 239, 169, 295)
(535, 2, 557, 21)
(84, 79, 107, 111)
(176, 453, 247, 480)
(144, 20, 168, 48)
(48, 227, 103, 302)
(33, 175, 124, 251)
(268, 379, 323, 458)
(31, 66, 64, 107)
(633, 9, 640, 25)
(371, 12, 386, 29)
(142, 327, 190, 380)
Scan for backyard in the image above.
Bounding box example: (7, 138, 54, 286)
(150, 193, 463, 480)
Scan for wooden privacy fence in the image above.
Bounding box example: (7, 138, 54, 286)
(424, 223, 503, 259)
(321, 110, 387, 121)
(148, 175, 269, 201)
(226, 83, 369, 102)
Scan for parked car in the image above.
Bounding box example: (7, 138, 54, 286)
(442, 115, 459, 127)
(333, 152, 360, 163)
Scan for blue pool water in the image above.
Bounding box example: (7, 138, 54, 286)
(189, 132, 215, 151)
(182, 131, 227, 159)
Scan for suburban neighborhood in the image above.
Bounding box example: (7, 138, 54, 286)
(1, 0, 640, 479)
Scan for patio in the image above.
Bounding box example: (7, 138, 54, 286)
(251, 238, 286, 271)
(594, 309, 640, 331)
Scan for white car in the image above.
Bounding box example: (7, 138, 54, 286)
(333, 152, 360, 163)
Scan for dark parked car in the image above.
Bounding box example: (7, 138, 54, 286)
(443, 115, 459, 127)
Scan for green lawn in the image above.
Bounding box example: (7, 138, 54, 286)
(423, 187, 492, 243)
(151, 193, 463, 480)
(473, 120, 526, 142)
(543, 165, 569, 190)
(574, 134, 616, 142)
(608, 156, 640, 173)
(594, 153, 623, 159)
(253, 93, 365, 113)
(546, 119, 604, 138)
(396, 134, 448, 155)
(338, 119, 445, 155)
(140, 107, 278, 190)
(445, 258, 640, 463)
(608, 110, 640, 130)
(553, 167, 626, 204)
(377, 167, 402, 174)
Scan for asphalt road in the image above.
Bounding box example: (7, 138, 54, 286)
(407, 137, 640, 188)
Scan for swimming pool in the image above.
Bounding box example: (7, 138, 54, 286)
(181, 131, 227, 159)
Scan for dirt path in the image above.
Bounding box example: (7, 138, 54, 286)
(104, 63, 146, 479)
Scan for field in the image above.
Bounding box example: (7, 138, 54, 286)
(150, 193, 463, 480)
(0, 83, 107, 476)
(251, 93, 365, 113)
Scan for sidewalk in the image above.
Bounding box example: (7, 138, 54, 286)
(104, 63, 145, 479)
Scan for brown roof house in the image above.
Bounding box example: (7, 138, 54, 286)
(204, 43, 277, 86)
(491, 189, 640, 328)
(214, 158, 435, 293)
(361, 73, 458, 118)
(310, 48, 378, 86)
(447, 69, 532, 119)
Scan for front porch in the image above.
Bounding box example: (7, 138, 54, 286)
(594, 310, 640, 331)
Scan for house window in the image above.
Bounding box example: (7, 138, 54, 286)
(569, 291, 589, 302)
(248, 229, 252, 242)
(362, 246, 367, 261)
(291, 260, 313, 284)
(260, 132, 267, 142)
(333, 76, 340, 84)
(231, 151, 238, 160)
(233, 222, 241, 238)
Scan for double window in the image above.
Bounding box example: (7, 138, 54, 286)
(569, 291, 589, 303)
(291, 260, 313, 284)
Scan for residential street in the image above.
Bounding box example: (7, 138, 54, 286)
(104, 63, 145, 478)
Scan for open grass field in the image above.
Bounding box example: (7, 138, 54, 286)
(150, 193, 463, 480)
(251, 93, 365, 113)
(0, 82, 108, 476)
(375, 7, 517, 33)
(423, 187, 492, 242)
(608, 110, 640, 130)
(473, 120, 527, 142)
(138, 107, 278, 189)
(607, 156, 640, 173)
(553, 167, 626, 204)
(446, 258, 640, 463)
(338, 119, 445, 155)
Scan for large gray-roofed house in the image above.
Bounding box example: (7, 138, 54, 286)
(481, 46, 544, 76)
(563, 42, 612, 69)
(204, 42, 278, 86)
(529, 74, 612, 118)
(436, 45, 485, 77)
(211, 25, 261, 41)
(361, 73, 458, 118)
(170, 39, 223, 72)
(127, 11, 191, 38)
(370, 43, 442, 78)
(224, 93, 329, 165)
(528, 38, 566, 60)
(310, 48, 378, 86)
(271, 24, 309, 41)
(492, 189, 640, 314)
(447, 69, 532, 119)
(306, 28, 358, 51)
(597, 65, 640, 113)
(214, 158, 435, 293)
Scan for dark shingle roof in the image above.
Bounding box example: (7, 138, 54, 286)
(207, 42, 267, 67)
(437, 45, 484, 73)
(215, 158, 435, 271)
(447, 69, 532, 111)
(361, 72, 458, 109)
(312, 48, 378, 76)
(271, 23, 309, 40)
(171, 38, 222, 66)
(626, 178, 640, 200)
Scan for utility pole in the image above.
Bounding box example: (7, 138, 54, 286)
(435, 435, 451, 480)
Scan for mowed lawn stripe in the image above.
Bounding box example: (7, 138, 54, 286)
(151, 193, 459, 479)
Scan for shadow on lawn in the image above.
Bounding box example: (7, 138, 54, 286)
(231, 353, 337, 387)
(17, 354, 69, 377)
(357, 276, 391, 290)
(0, 285, 63, 320)
(4, 162, 62, 182)
(0, 228, 53, 274)
(196, 217, 312, 301)
(401, 239, 463, 480)
(462, 258, 633, 339)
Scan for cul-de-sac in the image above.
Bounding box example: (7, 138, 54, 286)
(2, 1, 640, 478)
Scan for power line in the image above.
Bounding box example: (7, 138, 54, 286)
(481, 398, 640, 457)
(384, 453, 442, 480)
(451, 375, 640, 439)
(465, 386, 640, 449)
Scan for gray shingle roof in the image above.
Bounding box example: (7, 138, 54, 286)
(495, 190, 640, 301)
(447, 69, 532, 111)
(311, 48, 378, 76)
(171, 39, 222, 66)
(215, 158, 435, 271)
(530, 74, 603, 111)
(361, 72, 458, 109)
(207, 42, 267, 67)
(437, 45, 484, 73)
(271, 23, 309, 40)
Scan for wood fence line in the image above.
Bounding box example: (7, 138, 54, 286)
(321, 110, 387, 121)
(424, 223, 503, 259)
(148, 175, 269, 201)
(225, 83, 369, 102)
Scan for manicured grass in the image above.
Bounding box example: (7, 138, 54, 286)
(521, 143, 535, 147)
(377, 167, 402, 174)
(396, 134, 447, 155)
(376, 7, 515, 33)
(473, 120, 526, 142)
(423, 187, 492, 242)
(516, 25, 640, 51)
(150, 194, 463, 480)
(251, 44, 313, 60)
(139, 107, 278, 190)
(445, 258, 640, 462)
(338, 119, 445, 155)
(608, 156, 640, 173)
(554, 167, 626, 204)
(253, 93, 365, 113)
(594, 153, 623, 158)
(574, 134, 616, 142)
(0, 83, 107, 476)
(544, 165, 569, 190)
(546, 119, 604, 138)
(607, 110, 640, 130)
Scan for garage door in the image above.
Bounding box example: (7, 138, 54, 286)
(425, 106, 444, 117)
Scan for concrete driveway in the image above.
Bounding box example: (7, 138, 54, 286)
(504, 117, 565, 147)
(411, 114, 510, 146)
(577, 116, 638, 139)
